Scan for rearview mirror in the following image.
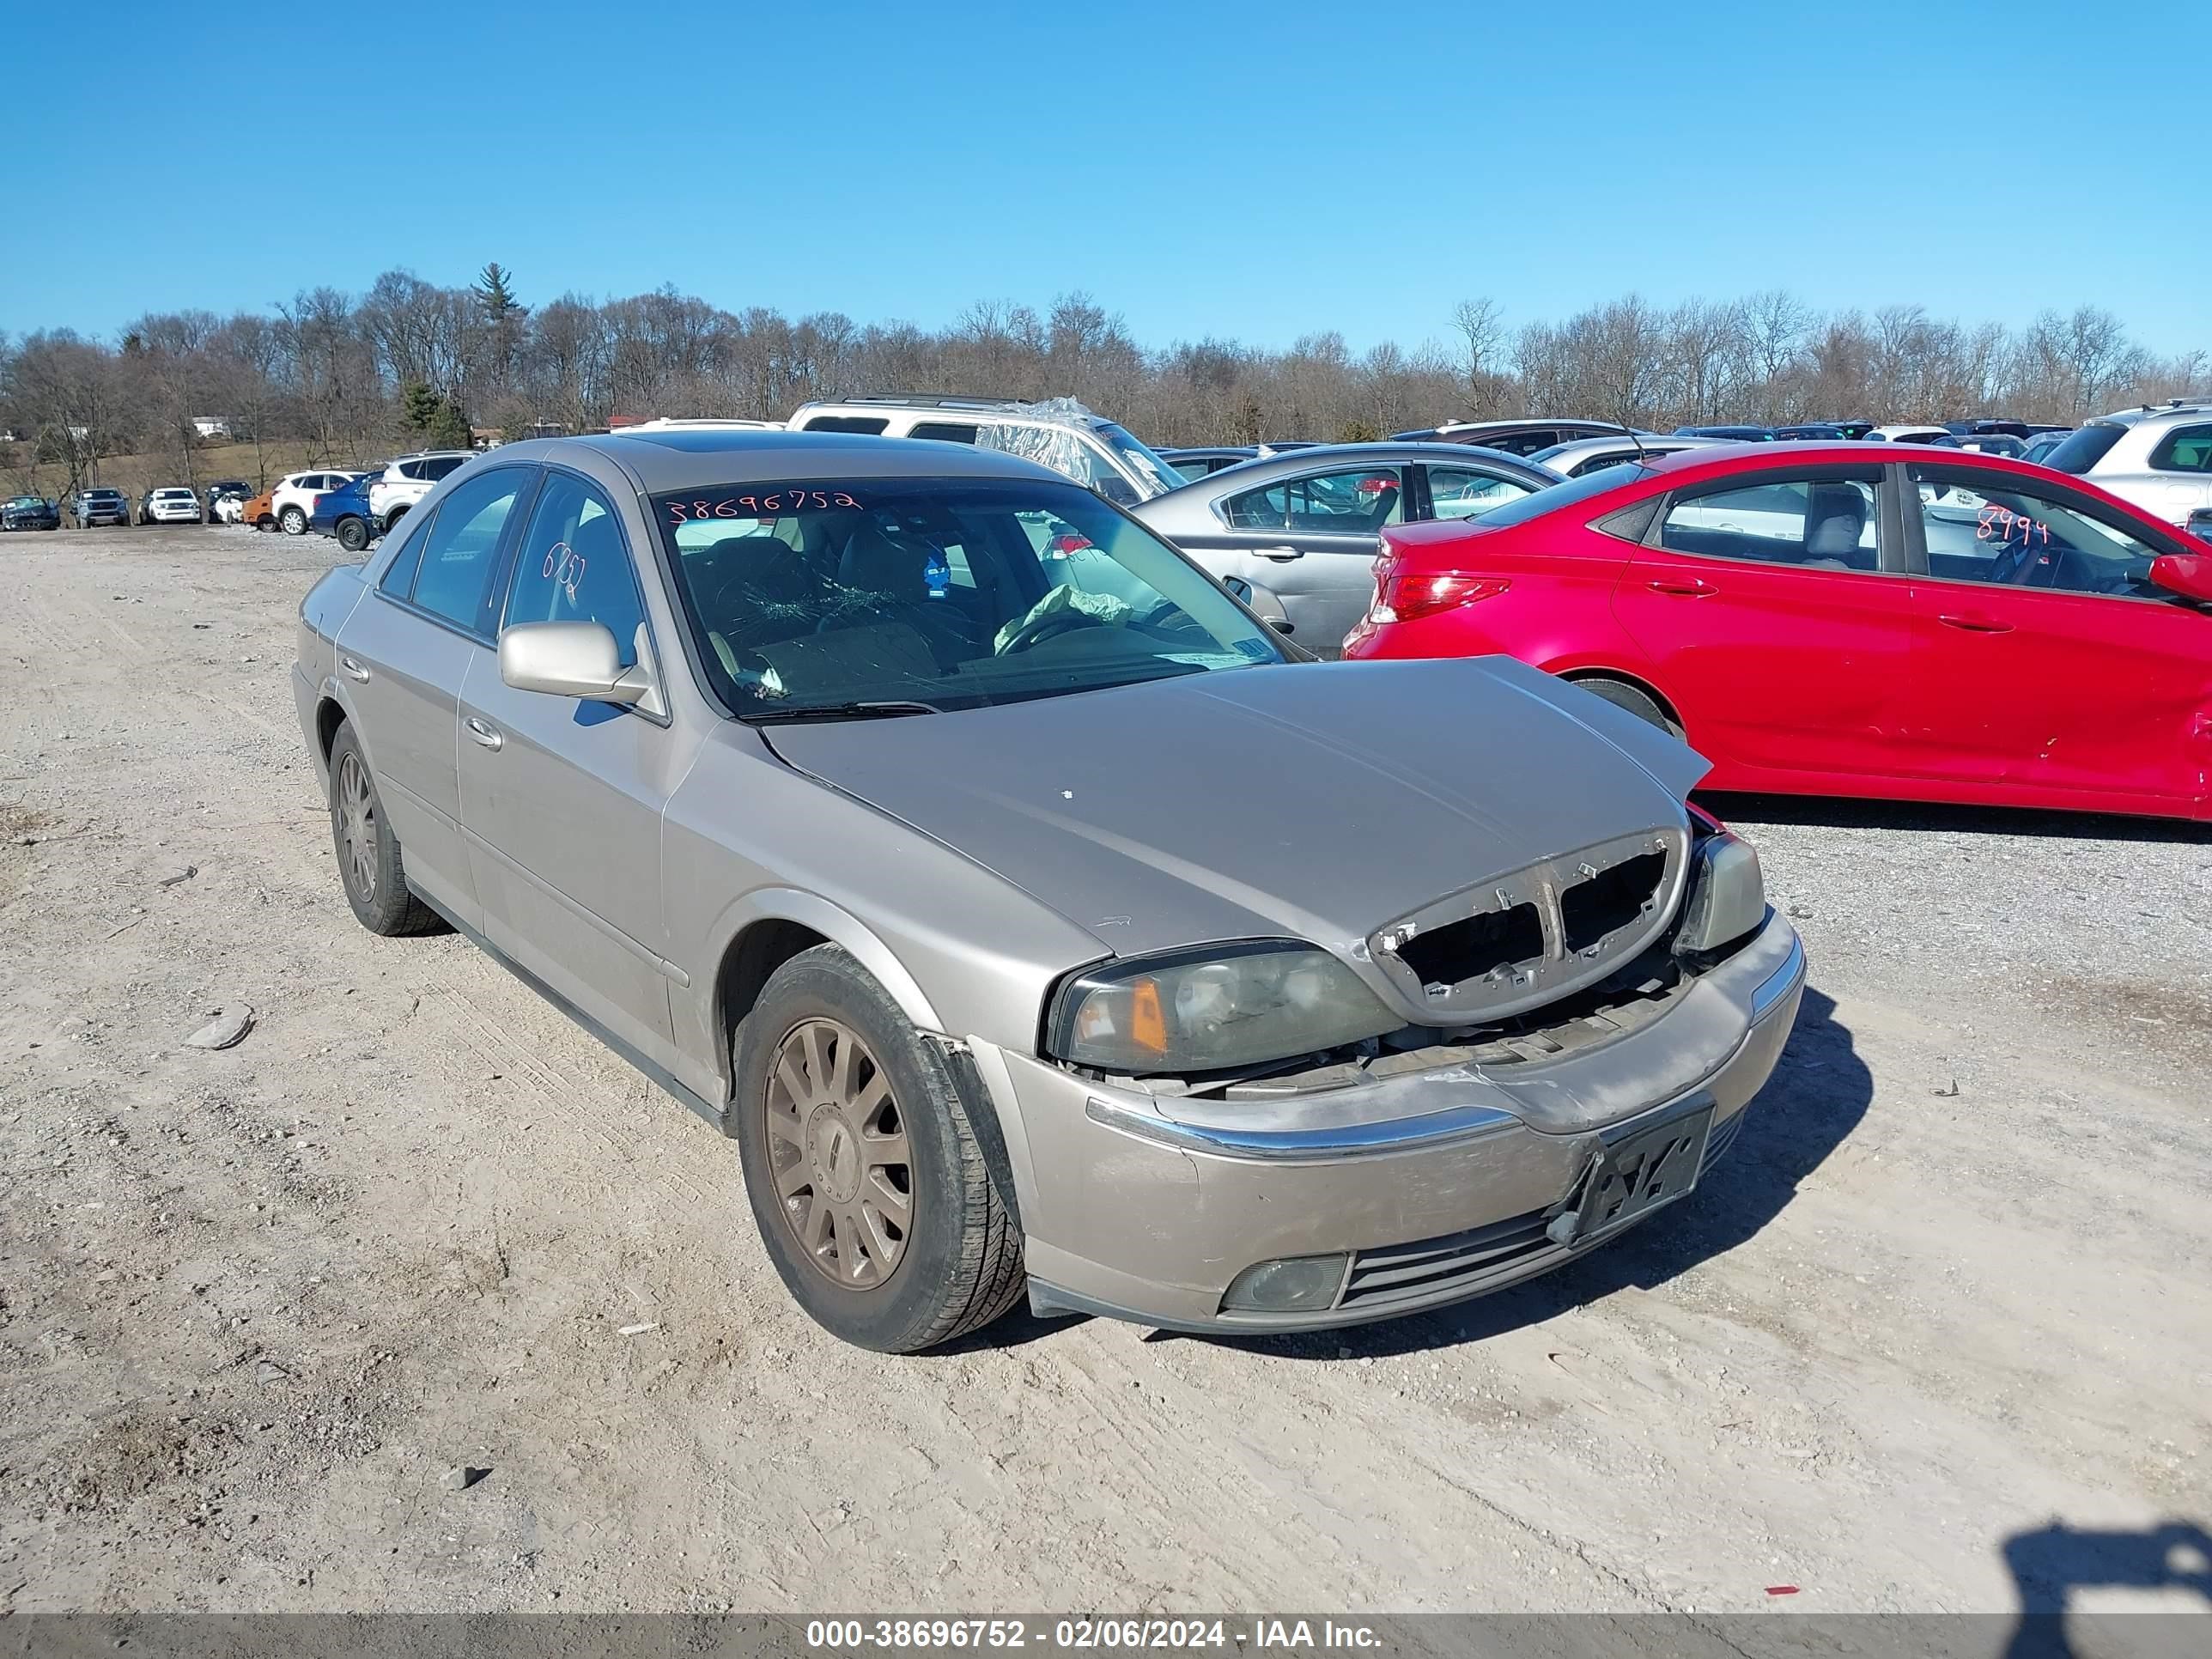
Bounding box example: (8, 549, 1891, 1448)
(499, 621, 647, 703)
(2148, 551, 2212, 605)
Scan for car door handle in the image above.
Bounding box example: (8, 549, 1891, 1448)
(1253, 546, 1304, 561)
(465, 716, 503, 751)
(1645, 578, 1716, 597)
(337, 654, 370, 682)
(1937, 613, 2014, 635)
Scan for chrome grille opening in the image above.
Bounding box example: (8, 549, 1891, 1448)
(1561, 851, 1667, 954)
(1394, 901, 1543, 988)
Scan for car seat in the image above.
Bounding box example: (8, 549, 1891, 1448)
(1803, 483, 1869, 568)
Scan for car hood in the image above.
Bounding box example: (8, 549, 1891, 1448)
(763, 658, 1709, 969)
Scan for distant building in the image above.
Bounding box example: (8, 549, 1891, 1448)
(470, 427, 504, 452)
(191, 416, 232, 441)
(523, 421, 568, 441)
(606, 413, 648, 430)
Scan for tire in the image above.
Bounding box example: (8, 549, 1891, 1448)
(279, 504, 306, 535)
(734, 944, 1025, 1353)
(325, 722, 444, 938)
(335, 515, 370, 554)
(1571, 674, 1682, 738)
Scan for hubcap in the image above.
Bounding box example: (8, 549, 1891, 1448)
(763, 1018, 912, 1291)
(335, 750, 377, 900)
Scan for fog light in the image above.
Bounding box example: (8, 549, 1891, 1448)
(1220, 1254, 1349, 1313)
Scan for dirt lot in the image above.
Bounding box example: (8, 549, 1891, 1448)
(1, 525, 2208, 1617)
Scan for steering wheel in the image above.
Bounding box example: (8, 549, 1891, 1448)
(998, 608, 1100, 655)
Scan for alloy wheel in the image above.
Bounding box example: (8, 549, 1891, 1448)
(335, 750, 378, 900)
(763, 1017, 913, 1291)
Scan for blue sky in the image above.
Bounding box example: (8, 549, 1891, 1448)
(3, 0, 2207, 356)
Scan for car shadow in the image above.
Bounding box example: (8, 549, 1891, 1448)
(1167, 982, 1872, 1361)
(1998, 1518, 2212, 1657)
(1699, 790, 2212, 846)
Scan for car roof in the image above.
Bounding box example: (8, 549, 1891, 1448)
(1173, 440, 1554, 478)
(792, 398, 1109, 432)
(502, 428, 1065, 492)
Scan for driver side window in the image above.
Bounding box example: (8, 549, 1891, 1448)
(1909, 465, 2165, 599)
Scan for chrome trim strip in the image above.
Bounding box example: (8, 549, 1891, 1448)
(1751, 933, 1806, 1022)
(1085, 1094, 1520, 1162)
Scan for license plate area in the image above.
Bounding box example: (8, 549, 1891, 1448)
(1574, 1093, 1713, 1244)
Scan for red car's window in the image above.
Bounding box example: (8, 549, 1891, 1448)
(1659, 477, 1881, 571)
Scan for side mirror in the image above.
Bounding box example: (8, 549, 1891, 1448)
(2148, 551, 2212, 605)
(1224, 575, 1295, 634)
(499, 621, 647, 704)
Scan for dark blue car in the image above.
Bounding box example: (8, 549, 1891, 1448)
(309, 470, 383, 553)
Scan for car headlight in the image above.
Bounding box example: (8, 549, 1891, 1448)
(1047, 942, 1400, 1073)
(1673, 823, 1765, 955)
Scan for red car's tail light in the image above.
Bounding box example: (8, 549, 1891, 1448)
(1373, 571, 1510, 623)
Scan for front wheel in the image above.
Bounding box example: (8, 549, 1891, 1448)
(279, 504, 307, 535)
(325, 722, 443, 937)
(733, 944, 1024, 1352)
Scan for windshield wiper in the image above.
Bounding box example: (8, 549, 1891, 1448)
(745, 699, 945, 725)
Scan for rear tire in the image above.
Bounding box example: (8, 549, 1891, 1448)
(336, 515, 370, 554)
(325, 722, 444, 938)
(279, 504, 306, 535)
(734, 944, 1025, 1353)
(1570, 675, 1682, 738)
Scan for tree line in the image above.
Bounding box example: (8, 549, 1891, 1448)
(3, 264, 2204, 495)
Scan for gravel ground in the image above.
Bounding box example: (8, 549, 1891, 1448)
(0, 525, 2207, 1620)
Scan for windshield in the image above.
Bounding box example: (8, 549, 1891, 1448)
(1093, 423, 1182, 501)
(653, 477, 1283, 718)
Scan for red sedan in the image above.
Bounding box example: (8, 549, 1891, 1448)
(1343, 443, 2212, 820)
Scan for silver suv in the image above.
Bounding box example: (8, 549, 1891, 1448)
(293, 430, 1803, 1352)
(2042, 400, 2212, 528)
(366, 450, 474, 532)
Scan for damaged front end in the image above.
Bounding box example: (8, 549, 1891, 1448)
(997, 810, 1806, 1332)
(1064, 809, 1772, 1119)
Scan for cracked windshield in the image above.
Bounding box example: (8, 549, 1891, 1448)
(654, 477, 1282, 715)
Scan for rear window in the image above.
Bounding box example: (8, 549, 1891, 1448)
(801, 416, 890, 435)
(1461, 464, 1652, 530)
(2042, 422, 2127, 474)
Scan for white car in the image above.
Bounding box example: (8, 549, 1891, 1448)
(1863, 425, 1960, 446)
(271, 469, 365, 536)
(784, 396, 1182, 505)
(2042, 401, 2212, 529)
(139, 487, 204, 525)
(365, 451, 474, 533)
(213, 494, 247, 524)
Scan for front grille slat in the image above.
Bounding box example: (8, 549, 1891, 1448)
(1339, 1205, 1564, 1310)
